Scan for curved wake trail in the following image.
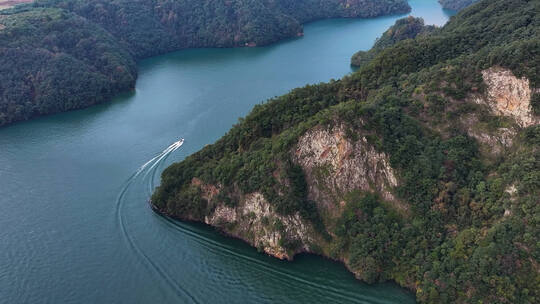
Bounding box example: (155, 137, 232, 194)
(158, 217, 370, 303)
(144, 142, 182, 178)
(147, 142, 182, 195)
(138, 141, 181, 178)
(115, 140, 198, 303)
(118, 140, 379, 304)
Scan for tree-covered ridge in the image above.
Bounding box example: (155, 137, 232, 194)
(34, 0, 410, 58)
(0, 7, 137, 126)
(439, 0, 478, 11)
(0, 0, 409, 127)
(153, 0, 539, 302)
(351, 16, 435, 67)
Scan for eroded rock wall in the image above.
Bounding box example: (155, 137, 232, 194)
(204, 191, 313, 260)
(476, 67, 538, 127)
(193, 122, 402, 260)
(292, 123, 401, 218)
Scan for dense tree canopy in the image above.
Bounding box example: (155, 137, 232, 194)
(34, 0, 410, 57)
(0, 0, 409, 126)
(351, 16, 435, 67)
(153, 0, 540, 302)
(439, 0, 478, 11)
(0, 7, 137, 126)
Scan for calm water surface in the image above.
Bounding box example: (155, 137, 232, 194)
(0, 1, 453, 303)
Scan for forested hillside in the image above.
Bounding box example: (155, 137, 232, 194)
(439, 0, 478, 11)
(153, 0, 540, 302)
(0, 0, 410, 127)
(0, 7, 137, 126)
(0, 0, 33, 10)
(37, 0, 411, 58)
(351, 16, 435, 67)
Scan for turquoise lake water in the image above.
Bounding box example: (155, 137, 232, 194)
(0, 1, 453, 302)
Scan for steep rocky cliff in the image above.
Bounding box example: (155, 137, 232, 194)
(475, 67, 539, 128)
(292, 124, 400, 213)
(156, 121, 402, 260)
(153, 0, 539, 303)
(204, 191, 314, 260)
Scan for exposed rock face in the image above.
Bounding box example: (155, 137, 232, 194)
(202, 190, 313, 260)
(460, 112, 517, 155)
(292, 123, 401, 217)
(194, 122, 402, 260)
(467, 126, 516, 155)
(192, 177, 220, 201)
(459, 66, 540, 156)
(477, 67, 538, 127)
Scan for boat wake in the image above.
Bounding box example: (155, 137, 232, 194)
(114, 139, 200, 303)
(136, 139, 183, 178)
(114, 139, 392, 303)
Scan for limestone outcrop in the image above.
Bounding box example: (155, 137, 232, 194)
(292, 124, 401, 217)
(476, 67, 539, 128)
(187, 122, 403, 259)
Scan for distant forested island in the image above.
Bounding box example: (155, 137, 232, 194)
(0, 0, 410, 126)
